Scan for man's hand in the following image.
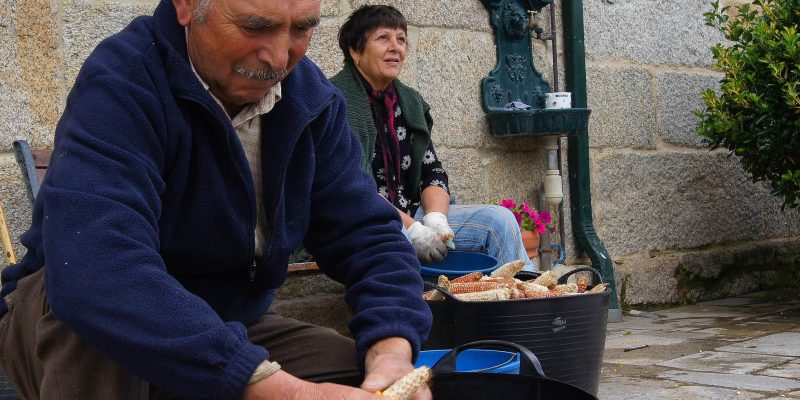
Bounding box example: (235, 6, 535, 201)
(242, 370, 384, 400)
(362, 338, 433, 400)
(422, 211, 454, 242)
(407, 221, 447, 263)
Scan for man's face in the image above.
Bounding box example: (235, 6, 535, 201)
(174, 0, 320, 113)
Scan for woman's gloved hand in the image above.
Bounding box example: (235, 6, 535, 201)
(407, 221, 447, 263)
(422, 211, 454, 242)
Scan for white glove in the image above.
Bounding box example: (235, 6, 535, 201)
(407, 221, 448, 263)
(422, 211, 455, 242)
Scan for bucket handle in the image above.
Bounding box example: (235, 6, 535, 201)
(423, 281, 464, 302)
(556, 266, 603, 286)
(431, 340, 546, 378)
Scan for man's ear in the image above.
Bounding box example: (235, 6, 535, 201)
(173, 0, 194, 27)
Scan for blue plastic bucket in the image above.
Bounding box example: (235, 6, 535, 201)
(419, 251, 499, 281)
(415, 349, 520, 374)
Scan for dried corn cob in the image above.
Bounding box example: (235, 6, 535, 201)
(576, 277, 589, 293)
(587, 283, 608, 293)
(531, 270, 558, 288)
(447, 281, 502, 294)
(520, 281, 549, 294)
(489, 260, 526, 279)
(455, 288, 511, 301)
(479, 276, 516, 284)
(450, 271, 484, 283)
(524, 290, 564, 299)
(426, 275, 451, 301)
(554, 283, 579, 294)
(377, 366, 433, 400)
(437, 275, 450, 289)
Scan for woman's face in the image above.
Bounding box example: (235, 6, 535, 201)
(350, 26, 407, 91)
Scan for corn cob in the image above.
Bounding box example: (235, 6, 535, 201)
(509, 287, 524, 299)
(377, 366, 433, 400)
(454, 288, 512, 301)
(576, 277, 589, 293)
(524, 290, 564, 299)
(479, 276, 516, 284)
(426, 275, 451, 301)
(489, 260, 526, 279)
(450, 271, 484, 283)
(587, 283, 608, 293)
(447, 281, 502, 294)
(520, 281, 549, 294)
(554, 283, 579, 294)
(531, 270, 558, 288)
(437, 275, 450, 289)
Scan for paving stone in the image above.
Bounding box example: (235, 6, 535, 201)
(692, 321, 800, 342)
(604, 332, 720, 366)
(609, 316, 720, 333)
(759, 359, 800, 380)
(751, 308, 800, 324)
(716, 333, 800, 357)
(657, 370, 800, 392)
(699, 297, 767, 307)
(606, 328, 716, 346)
(657, 351, 793, 374)
(601, 290, 800, 398)
(657, 305, 778, 320)
(648, 385, 763, 400)
(597, 376, 674, 399)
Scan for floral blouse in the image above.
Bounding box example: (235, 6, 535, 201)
(368, 84, 449, 217)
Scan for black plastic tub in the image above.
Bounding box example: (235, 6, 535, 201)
(430, 340, 597, 400)
(423, 267, 609, 396)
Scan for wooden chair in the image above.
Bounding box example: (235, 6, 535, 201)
(12, 140, 51, 206)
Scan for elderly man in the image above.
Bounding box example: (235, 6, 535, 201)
(0, 0, 432, 399)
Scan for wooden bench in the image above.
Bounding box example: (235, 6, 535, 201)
(10, 140, 319, 274)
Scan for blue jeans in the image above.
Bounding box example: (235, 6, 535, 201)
(408, 205, 536, 272)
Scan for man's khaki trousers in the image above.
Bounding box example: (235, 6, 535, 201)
(0, 268, 361, 399)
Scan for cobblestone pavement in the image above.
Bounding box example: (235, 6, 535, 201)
(599, 290, 800, 399)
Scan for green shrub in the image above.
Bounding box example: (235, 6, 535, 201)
(697, 0, 800, 210)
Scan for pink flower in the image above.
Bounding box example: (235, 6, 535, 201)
(512, 211, 522, 226)
(495, 197, 554, 234)
(500, 199, 516, 209)
(540, 211, 552, 224)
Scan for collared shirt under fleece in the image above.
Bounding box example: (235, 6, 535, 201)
(0, 1, 432, 399)
(187, 34, 281, 258)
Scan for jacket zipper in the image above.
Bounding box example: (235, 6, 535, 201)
(178, 94, 258, 278)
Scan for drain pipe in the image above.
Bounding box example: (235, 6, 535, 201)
(561, 0, 622, 320)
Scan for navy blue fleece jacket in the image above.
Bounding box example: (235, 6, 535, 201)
(0, 1, 431, 398)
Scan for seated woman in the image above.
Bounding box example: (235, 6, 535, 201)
(331, 5, 535, 270)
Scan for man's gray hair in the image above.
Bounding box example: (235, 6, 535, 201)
(193, 0, 212, 24)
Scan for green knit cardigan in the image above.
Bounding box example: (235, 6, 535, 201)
(330, 61, 433, 203)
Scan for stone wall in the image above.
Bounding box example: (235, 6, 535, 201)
(583, 0, 800, 307)
(0, 0, 797, 326)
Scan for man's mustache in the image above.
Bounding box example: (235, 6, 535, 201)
(234, 65, 287, 81)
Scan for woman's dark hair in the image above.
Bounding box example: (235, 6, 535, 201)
(338, 5, 407, 63)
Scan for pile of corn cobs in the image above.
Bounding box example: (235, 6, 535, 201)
(423, 260, 608, 302)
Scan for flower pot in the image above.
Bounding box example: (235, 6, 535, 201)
(521, 231, 540, 259)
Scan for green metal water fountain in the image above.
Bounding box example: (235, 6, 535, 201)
(480, 0, 621, 317)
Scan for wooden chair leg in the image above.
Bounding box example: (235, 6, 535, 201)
(0, 201, 16, 265)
